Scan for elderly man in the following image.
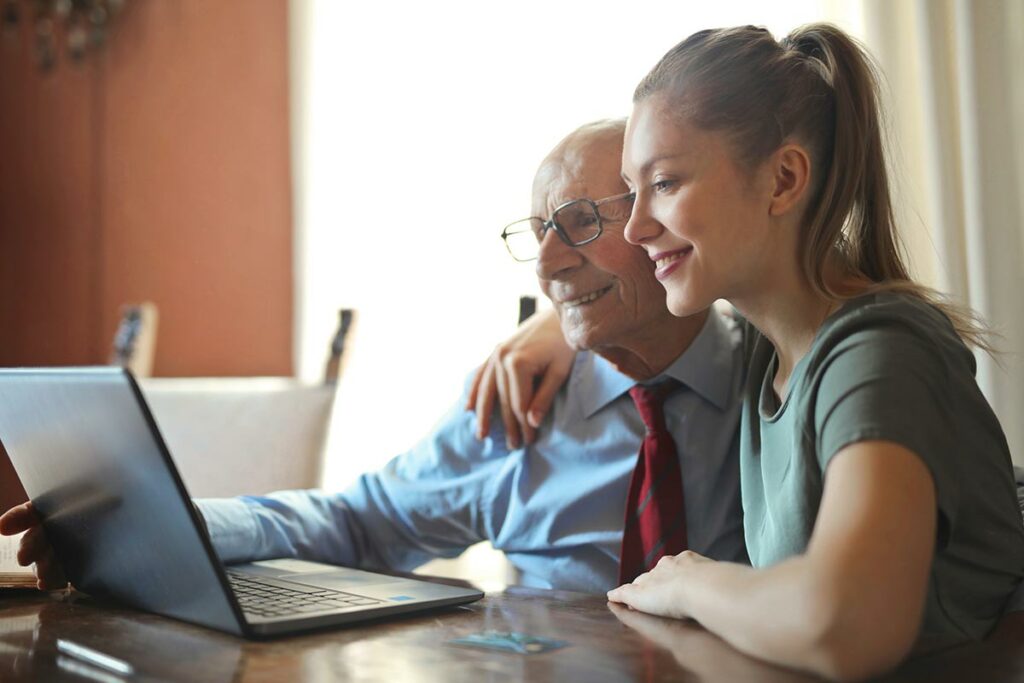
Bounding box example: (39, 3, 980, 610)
(1, 119, 745, 593)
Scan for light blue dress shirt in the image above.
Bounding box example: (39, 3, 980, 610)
(197, 310, 747, 593)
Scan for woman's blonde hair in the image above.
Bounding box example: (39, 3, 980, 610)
(635, 23, 992, 351)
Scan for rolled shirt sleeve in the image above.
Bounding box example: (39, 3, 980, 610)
(195, 396, 512, 571)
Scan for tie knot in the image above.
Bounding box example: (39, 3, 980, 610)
(629, 379, 679, 432)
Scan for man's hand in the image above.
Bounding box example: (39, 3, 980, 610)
(0, 502, 68, 590)
(466, 308, 574, 449)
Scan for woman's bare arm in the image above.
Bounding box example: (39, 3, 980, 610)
(609, 440, 936, 681)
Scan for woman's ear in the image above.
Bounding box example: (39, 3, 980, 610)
(768, 143, 812, 217)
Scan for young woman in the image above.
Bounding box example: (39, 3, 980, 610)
(471, 24, 1024, 681)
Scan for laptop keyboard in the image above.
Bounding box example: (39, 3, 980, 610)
(226, 569, 384, 618)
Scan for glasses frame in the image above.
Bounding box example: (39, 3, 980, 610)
(500, 191, 636, 262)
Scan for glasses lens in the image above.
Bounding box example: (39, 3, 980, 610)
(503, 218, 544, 261)
(553, 200, 601, 245)
(597, 194, 634, 224)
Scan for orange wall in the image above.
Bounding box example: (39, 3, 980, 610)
(0, 442, 27, 512)
(0, 47, 99, 366)
(0, 0, 293, 376)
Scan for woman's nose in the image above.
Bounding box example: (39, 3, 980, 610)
(623, 197, 660, 246)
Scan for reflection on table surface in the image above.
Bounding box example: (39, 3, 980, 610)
(1, 585, 1023, 682)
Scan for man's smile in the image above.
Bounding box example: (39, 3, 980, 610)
(560, 284, 614, 308)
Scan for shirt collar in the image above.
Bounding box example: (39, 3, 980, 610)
(572, 309, 739, 419)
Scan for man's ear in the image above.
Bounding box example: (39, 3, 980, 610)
(768, 143, 812, 217)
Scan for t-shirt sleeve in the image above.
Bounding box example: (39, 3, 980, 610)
(812, 325, 960, 544)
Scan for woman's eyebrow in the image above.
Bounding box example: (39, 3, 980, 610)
(641, 153, 688, 175)
(624, 153, 689, 182)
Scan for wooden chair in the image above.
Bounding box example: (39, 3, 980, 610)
(140, 310, 355, 498)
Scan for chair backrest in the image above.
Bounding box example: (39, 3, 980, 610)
(135, 308, 356, 497)
(141, 378, 335, 498)
(110, 302, 159, 378)
(323, 308, 355, 385)
(518, 296, 536, 325)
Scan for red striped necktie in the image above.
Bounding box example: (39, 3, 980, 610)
(618, 379, 687, 585)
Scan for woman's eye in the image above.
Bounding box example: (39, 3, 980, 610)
(652, 179, 675, 193)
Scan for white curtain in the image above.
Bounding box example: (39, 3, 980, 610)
(862, 0, 1024, 464)
(290, 0, 1024, 482)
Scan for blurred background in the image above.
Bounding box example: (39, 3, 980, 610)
(1, 0, 1022, 511)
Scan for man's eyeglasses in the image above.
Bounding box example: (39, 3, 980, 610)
(500, 192, 635, 262)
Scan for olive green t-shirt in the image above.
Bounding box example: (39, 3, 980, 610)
(740, 293, 1024, 641)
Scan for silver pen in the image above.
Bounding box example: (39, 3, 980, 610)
(56, 638, 135, 677)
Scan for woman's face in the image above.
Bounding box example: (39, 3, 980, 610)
(621, 93, 781, 317)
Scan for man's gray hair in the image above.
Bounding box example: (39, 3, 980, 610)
(532, 118, 628, 203)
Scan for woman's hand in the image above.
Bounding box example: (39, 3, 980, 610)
(606, 548, 712, 618)
(0, 502, 68, 590)
(607, 550, 713, 620)
(466, 308, 574, 448)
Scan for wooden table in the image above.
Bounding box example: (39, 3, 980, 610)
(2, 585, 1024, 682)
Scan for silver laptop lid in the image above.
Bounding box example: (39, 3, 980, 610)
(0, 368, 245, 636)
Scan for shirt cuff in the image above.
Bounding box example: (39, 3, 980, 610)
(195, 497, 262, 564)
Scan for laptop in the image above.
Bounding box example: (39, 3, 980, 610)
(0, 367, 483, 638)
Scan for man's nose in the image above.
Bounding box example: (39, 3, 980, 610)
(535, 227, 583, 281)
(623, 196, 660, 246)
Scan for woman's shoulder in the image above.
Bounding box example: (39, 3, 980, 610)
(827, 290, 956, 332)
(786, 291, 983, 407)
(813, 291, 972, 365)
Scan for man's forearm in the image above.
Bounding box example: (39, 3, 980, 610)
(195, 497, 281, 564)
(195, 474, 481, 572)
(195, 491, 362, 567)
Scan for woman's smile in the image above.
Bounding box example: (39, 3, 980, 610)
(651, 247, 693, 280)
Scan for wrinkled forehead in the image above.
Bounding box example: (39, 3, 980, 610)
(532, 143, 628, 217)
